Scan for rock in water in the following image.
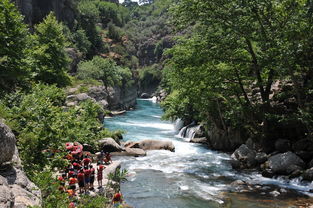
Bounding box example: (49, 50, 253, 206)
(140, 93, 151, 99)
(303, 168, 313, 181)
(0, 122, 16, 164)
(267, 151, 305, 175)
(231, 144, 257, 168)
(126, 139, 175, 152)
(111, 148, 147, 157)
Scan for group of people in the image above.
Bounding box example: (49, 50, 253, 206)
(56, 142, 123, 207)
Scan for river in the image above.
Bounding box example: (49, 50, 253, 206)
(104, 99, 313, 208)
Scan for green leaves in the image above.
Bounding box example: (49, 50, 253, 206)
(3, 84, 113, 176)
(0, 0, 29, 93)
(30, 13, 70, 87)
(163, 0, 313, 139)
(78, 56, 133, 90)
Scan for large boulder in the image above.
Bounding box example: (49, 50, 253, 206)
(126, 140, 175, 152)
(0, 149, 41, 207)
(111, 148, 147, 157)
(303, 168, 313, 181)
(267, 151, 305, 175)
(88, 86, 108, 101)
(207, 125, 245, 152)
(190, 137, 208, 144)
(275, 139, 291, 153)
(0, 122, 16, 165)
(231, 144, 257, 168)
(98, 138, 124, 153)
(292, 138, 313, 152)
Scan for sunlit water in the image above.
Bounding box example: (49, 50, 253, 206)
(104, 99, 313, 208)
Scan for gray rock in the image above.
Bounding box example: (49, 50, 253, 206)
(126, 139, 175, 152)
(111, 148, 147, 157)
(0, 122, 16, 164)
(0, 122, 41, 208)
(292, 139, 313, 152)
(231, 144, 257, 168)
(309, 158, 313, 168)
(295, 151, 313, 161)
(275, 139, 291, 153)
(98, 100, 109, 109)
(67, 87, 78, 95)
(207, 125, 245, 152)
(267, 151, 305, 175)
(98, 138, 124, 153)
(140, 93, 151, 99)
(76, 93, 94, 102)
(303, 168, 313, 181)
(88, 86, 108, 101)
(65, 48, 81, 73)
(190, 137, 208, 144)
(269, 190, 280, 197)
(255, 152, 268, 164)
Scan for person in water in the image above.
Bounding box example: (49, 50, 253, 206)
(112, 192, 123, 208)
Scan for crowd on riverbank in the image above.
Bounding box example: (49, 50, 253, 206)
(56, 142, 124, 208)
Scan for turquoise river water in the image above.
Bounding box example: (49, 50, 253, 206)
(104, 99, 313, 208)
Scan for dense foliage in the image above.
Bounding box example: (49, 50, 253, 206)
(163, 0, 313, 141)
(78, 56, 133, 90)
(0, 0, 29, 93)
(0, 84, 115, 175)
(31, 13, 71, 87)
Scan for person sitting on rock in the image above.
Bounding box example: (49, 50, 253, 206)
(89, 165, 95, 190)
(83, 166, 91, 191)
(112, 192, 123, 208)
(77, 169, 85, 194)
(82, 155, 91, 167)
(104, 152, 112, 164)
(97, 161, 105, 187)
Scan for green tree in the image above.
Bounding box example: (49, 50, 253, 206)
(78, 0, 102, 56)
(164, 0, 313, 140)
(0, 0, 29, 93)
(31, 12, 70, 87)
(73, 29, 92, 56)
(78, 56, 122, 91)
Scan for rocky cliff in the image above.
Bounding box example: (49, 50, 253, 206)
(14, 0, 118, 27)
(0, 121, 41, 208)
(14, 0, 77, 27)
(66, 84, 137, 111)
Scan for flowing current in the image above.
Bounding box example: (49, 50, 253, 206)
(104, 99, 313, 208)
